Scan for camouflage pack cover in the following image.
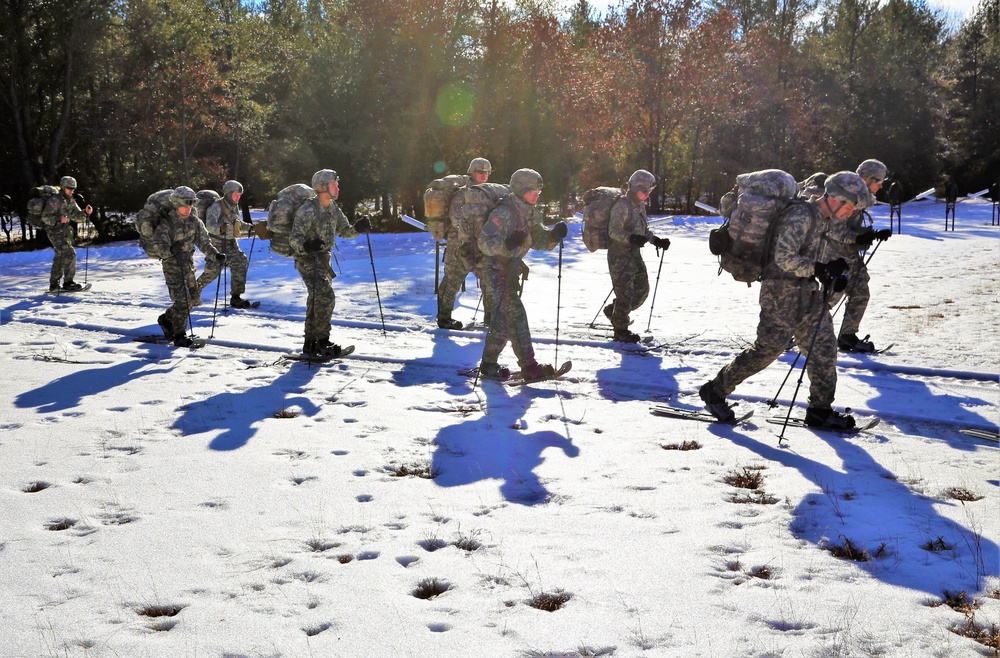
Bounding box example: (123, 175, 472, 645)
(450, 183, 511, 244)
(135, 189, 174, 258)
(712, 169, 799, 284)
(194, 189, 221, 222)
(267, 183, 316, 256)
(423, 175, 469, 240)
(25, 185, 61, 229)
(581, 187, 624, 252)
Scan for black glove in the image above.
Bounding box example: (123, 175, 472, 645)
(504, 230, 528, 250)
(814, 257, 849, 282)
(214, 252, 226, 263)
(170, 241, 185, 255)
(628, 234, 647, 247)
(303, 238, 324, 253)
(855, 228, 876, 247)
(353, 215, 371, 233)
(652, 236, 671, 250)
(549, 221, 568, 241)
(873, 228, 892, 241)
(832, 274, 849, 292)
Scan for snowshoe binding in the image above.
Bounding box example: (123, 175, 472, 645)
(437, 317, 464, 330)
(699, 381, 736, 423)
(838, 333, 876, 353)
(804, 407, 856, 431)
(479, 362, 511, 381)
(230, 295, 252, 309)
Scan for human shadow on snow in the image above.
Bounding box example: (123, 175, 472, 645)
(712, 426, 999, 596)
(171, 361, 322, 451)
(431, 381, 579, 506)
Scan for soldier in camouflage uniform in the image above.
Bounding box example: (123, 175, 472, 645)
(477, 168, 568, 382)
(824, 159, 892, 352)
(150, 187, 225, 347)
(605, 170, 672, 342)
(196, 180, 253, 308)
(289, 169, 367, 357)
(41, 176, 93, 292)
(437, 157, 492, 330)
(699, 172, 870, 430)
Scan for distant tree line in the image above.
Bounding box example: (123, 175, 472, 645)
(1, 0, 997, 234)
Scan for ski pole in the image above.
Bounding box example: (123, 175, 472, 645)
(645, 245, 666, 333)
(777, 284, 834, 445)
(830, 238, 884, 320)
(76, 193, 90, 284)
(182, 273, 196, 339)
(210, 260, 223, 338)
(222, 256, 229, 315)
(554, 239, 564, 364)
(363, 221, 386, 335)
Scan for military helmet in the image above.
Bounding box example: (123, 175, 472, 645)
(60, 176, 78, 189)
(510, 169, 543, 197)
(468, 158, 492, 175)
(824, 172, 868, 207)
(628, 170, 656, 193)
(222, 180, 244, 197)
(311, 169, 339, 192)
(169, 186, 197, 208)
(856, 159, 887, 182)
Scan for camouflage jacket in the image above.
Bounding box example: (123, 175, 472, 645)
(478, 195, 558, 261)
(823, 205, 872, 261)
(204, 199, 247, 238)
(289, 198, 358, 256)
(608, 194, 651, 246)
(764, 200, 832, 281)
(150, 210, 218, 261)
(40, 193, 86, 227)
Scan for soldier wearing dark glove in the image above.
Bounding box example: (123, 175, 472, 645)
(353, 215, 371, 233)
(548, 221, 568, 241)
(651, 236, 671, 250)
(214, 252, 227, 263)
(628, 234, 647, 247)
(303, 238, 324, 253)
(504, 230, 528, 250)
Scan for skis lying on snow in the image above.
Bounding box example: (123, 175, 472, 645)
(650, 405, 754, 425)
(458, 361, 572, 385)
(133, 335, 207, 349)
(45, 283, 93, 295)
(766, 416, 881, 434)
(281, 345, 356, 364)
(958, 428, 1000, 443)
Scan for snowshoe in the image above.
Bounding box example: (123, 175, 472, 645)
(804, 407, 856, 430)
(614, 329, 641, 343)
(230, 295, 252, 309)
(437, 317, 464, 330)
(520, 362, 555, 383)
(699, 381, 736, 423)
(838, 333, 875, 353)
(61, 281, 84, 292)
(313, 338, 344, 358)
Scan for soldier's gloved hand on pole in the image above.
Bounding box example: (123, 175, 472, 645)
(814, 257, 849, 286)
(504, 230, 527, 250)
(303, 238, 324, 253)
(170, 241, 185, 255)
(628, 234, 647, 247)
(873, 228, 892, 241)
(855, 228, 876, 248)
(353, 215, 372, 233)
(214, 252, 226, 263)
(548, 221, 568, 241)
(652, 236, 671, 250)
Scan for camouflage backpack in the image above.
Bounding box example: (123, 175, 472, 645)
(134, 189, 175, 258)
(266, 184, 317, 256)
(450, 183, 511, 245)
(581, 187, 624, 252)
(423, 175, 469, 240)
(194, 190, 221, 222)
(709, 169, 800, 285)
(25, 185, 61, 229)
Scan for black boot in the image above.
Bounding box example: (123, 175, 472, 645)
(315, 338, 343, 358)
(613, 329, 641, 343)
(302, 338, 317, 355)
(230, 295, 252, 309)
(520, 362, 555, 383)
(437, 317, 463, 330)
(479, 362, 510, 380)
(157, 314, 173, 338)
(49, 281, 61, 293)
(603, 302, 615, 323)
(173, 334, 194, 348)
(699, 381, 736, 423)
(805, 407, 856, 430)
(62, 281, 83, 292)
(838, 333, 875, 353)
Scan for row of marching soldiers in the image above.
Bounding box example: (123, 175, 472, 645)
(38, 157, 891, 407)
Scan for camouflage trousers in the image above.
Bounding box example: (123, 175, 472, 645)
(47, 223, 77, 287)
(607, 243, 648, 331)
(197, 235, 249, 298)
(713, 278, 838, 410)
(481, 257, 535, 368)
(437, 240, 478, 321)
(833, 256, 870, 338)
(294, 252, 336, 342)
(161, 254, 200, 337)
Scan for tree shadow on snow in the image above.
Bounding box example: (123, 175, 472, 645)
(171, 362, 322, 451)
(711, 426, 999, 596)
(431, 382, 579, 505)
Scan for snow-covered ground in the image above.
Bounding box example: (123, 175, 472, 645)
(0, 199, 997, 658)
